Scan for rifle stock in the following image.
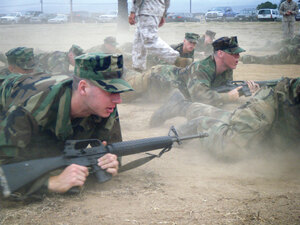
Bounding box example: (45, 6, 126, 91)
(0, 127, 208, 197)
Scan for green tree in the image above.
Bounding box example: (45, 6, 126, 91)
(257, 1, 278, 10)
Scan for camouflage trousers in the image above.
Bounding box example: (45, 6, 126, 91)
(132, 15, 179, 71)
(282, 19, 295, 40)
(122, 64, 187, 102)
(178, 87, 276, 160)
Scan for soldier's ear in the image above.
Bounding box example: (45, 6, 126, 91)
(78, 79, 89, 96)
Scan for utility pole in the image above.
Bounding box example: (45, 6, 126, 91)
(190, 0, 192, 13)
(70, 0, 73, 23)
(40, 0, 43, 13)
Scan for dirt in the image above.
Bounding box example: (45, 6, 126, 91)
(0, 21, 300, 225)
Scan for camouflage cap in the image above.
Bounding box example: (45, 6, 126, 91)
(69, 44, 84, 56)
(74, 53, 133, 93)
(5, 47, 35, 70)
(104, 36, 118, 46)
(212, 36, 245, 54)
(205, 30, 216, 39)
(185, 32, 200, 43)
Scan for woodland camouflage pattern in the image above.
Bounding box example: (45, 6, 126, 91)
(74, 53, 133, 93)
(178, 78, 300, 160)
(5, 47, 35, 70)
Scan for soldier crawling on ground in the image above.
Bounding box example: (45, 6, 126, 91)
(151, 77, 300, 161)
(0, 47, 35, 78)
(86, 36, 121, 54)
(35, 44, 84, 74)
(194, 30, 216, 59)
(123, 36, 259, 106)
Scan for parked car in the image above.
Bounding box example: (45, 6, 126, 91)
(295, 2, 300, 21)
(71, 11, 95, 23)
(166, 13, 200, 22)
(257, 9, 281, 21)
(30, 13, 53, 24)
(97, 11, 117, 23)
(0, 12, 23, 24)
(205, 7, 237, 22)
(48, 14, 68, 23)
(23, 11, 42, 23)
(234, 8, 257, 21)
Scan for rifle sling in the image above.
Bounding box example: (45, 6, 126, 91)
(119, 146, 171, 173)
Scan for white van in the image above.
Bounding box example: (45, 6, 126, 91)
(257, 9, 281, 21)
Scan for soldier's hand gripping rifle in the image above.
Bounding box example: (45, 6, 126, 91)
(0, 126, 208, 197)
(214, 78, 283, 97)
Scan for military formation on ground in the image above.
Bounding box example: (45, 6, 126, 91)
(0, 0, 299, 204)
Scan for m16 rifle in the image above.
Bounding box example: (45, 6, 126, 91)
(0, 126, 208, 197)
(214, 78, 283, 97)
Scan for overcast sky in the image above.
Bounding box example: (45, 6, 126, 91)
(0, 0, 281, 14)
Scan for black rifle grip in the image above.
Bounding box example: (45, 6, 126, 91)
(92, 164, 112, 183)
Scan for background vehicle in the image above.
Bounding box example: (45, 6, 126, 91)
(71, 11, 95, 23)
(30, 13, 54, 24)
(97, 11, 117, 23)
(0, 12, 23, 24)
(234, 8, 257, 21)
(166, 13, 200, 22)
(205, 7, 237, 22)
(48, 14, 68, 23)
(23, 11, 42, 23)
(257, 9, 281, 21)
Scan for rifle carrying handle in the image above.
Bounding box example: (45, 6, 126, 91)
(92, 164, 112, 183)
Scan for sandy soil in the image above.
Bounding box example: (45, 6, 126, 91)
(0, 21, 300, 225)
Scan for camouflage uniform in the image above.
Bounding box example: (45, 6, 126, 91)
(35, 45, 84, 74)
(194, 30, 216, 56)
(124, 36, 245, 105)
(0, 47, 35, 82)
(131, 0, 179, 71)
(241, 35, 300, 64)
(0, 53, 132, 199)
(178, 77, 300, 160)
(146, 32, 199, 69)
(86, 36, 121, 54)
(279, 0, 299, 40)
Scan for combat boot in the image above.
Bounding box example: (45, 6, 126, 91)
(174, 57, 193, 68)
(149, 90, 191, 127)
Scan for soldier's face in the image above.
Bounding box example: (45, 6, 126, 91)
(222, 52, 240, 69)
(76, 80, 122, 118)
(183, 39, 196, 52)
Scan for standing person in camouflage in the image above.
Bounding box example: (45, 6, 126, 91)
(86, 36, 121, 54)
(0, 47, 35, 77)
(0, 53, 133, 199)
(279, 0, 299, 40)
(174, 77, 300, 160)
(35, 44, 84, 74)
(195, 30, 216, 57)
(241, 34, 300, 64)
(129, 0, 179, 72)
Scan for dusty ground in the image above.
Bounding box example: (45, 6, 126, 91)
(0, 21, 300, 224)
